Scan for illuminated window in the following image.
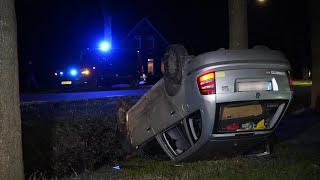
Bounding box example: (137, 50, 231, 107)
(148, 59, 154, 75)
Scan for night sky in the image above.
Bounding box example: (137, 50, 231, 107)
(15, 0, 310, 84)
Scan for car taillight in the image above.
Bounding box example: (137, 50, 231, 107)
(287, 71, 294, 91)
(197, 72, 216, 95)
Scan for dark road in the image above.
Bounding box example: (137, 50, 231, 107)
(20, 84, 310, 104)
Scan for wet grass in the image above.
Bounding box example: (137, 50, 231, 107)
(70, 143, 320, 180)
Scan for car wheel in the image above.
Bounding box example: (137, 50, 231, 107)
(163, 44, 188, 96)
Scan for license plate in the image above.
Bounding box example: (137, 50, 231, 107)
(61, 81, 72, 85)
(238, 81, 272, 92)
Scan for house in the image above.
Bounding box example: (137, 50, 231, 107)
(122, 17, 169, 79)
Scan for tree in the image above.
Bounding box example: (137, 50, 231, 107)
(311, 0, 320, 111)
(228, 0, 248, 49)
(0, 0, 24, 179)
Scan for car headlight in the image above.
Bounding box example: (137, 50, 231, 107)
(81, 69, 90, 76)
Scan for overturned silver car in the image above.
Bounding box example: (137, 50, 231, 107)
(126, 45, 293, 162)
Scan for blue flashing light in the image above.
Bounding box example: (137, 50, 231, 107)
(59, 71, 64, 76)
(70, 69, 78, 76)
(99, 41, 111, 52)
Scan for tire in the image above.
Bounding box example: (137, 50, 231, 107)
(163, 44, 188, 96)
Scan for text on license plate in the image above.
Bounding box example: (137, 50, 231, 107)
(238, 81, 272, 92)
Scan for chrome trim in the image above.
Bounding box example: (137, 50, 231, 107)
(163, 133, 178, 156)
(212, 130, 272, 138)
(270, 103, 286, 128)
(188, 118, 198, 141)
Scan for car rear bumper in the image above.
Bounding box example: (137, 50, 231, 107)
(185, 135, 269, 161)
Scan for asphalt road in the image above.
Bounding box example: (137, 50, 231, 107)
(20, 88, 150, 104)
(20, 84, 310, 104)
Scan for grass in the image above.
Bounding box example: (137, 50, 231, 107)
(21, 97, 139, 179)
(22, 85, 318, 179)
(69, 143, 320, 180)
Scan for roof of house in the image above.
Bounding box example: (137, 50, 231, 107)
(123, 17, 169, 46)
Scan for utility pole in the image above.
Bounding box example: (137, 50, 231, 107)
(0, 0, 24, 179)
(311, 0, 320, 111)
(228, 0, 248, 49)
